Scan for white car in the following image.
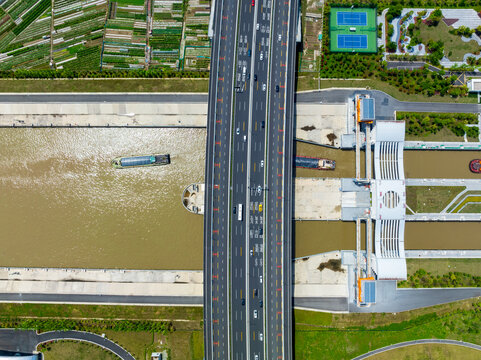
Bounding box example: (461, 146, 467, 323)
(259, 52, 263, 61)
(236, 127, 240, 135)
(259, 275, 263, 283)
(256, 23, 260, 31)
(262, 83, 266, 91)
(259, 333, 263, 341)
(253, 310, 258, 319)
(278, 34, 282, 42)
(260, 160, 264, 167)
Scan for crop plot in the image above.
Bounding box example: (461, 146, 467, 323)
(102, 0, 147, 69)
(52, 0, 108, 70)
(149, 0, 183, 69)
(182, 0, 210, 71)
(0, 0, 52, 70)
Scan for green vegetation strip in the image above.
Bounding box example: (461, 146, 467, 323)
(0, 79, 209, 93)
(295, 299, 481, 359)
(406, 186, 465, 213)
(452, 196, 481, 213)
(397, 112, 479, 140)
(367, 343, 481, 360)
(39, 340, 117, 360)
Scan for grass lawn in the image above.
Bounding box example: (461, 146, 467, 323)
(407, 258, 481, 277)
(368, 343, 481, 360)
(417, 21, 480, 61)
(406, 186, 465, 213)
(452, 196, 481, 213)
(297, 76, 478, 103)
(0, 79, 209, 93)
(40, 340, 118, 360)
(294, 299, 481, 359)
(405, 127, 478, 142)
(460, 203, 481, 213)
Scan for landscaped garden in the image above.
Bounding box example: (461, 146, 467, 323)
(406, 186, 466, 213)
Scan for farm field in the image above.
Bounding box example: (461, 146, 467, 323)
(0, 0, 211, 72)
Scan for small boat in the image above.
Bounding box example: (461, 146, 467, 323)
(112, 154, 170, 169)
(469, 159, 481, 173)
(295, 156, 336, 170)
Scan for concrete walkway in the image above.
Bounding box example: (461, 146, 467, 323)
(406, 213, 481, 221)
(404, 141, 481, 150)
(352, 339, 481, 360)
(405, 250, 481, 258)
(405, 178, 481, 188)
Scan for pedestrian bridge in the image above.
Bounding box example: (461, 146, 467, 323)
(371, 121, 407, 280)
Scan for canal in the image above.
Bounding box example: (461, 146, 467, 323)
(0, 131, 479, 269)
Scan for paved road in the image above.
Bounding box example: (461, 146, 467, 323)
(0, 94, 208, 103)
(352, 339, 481, 360)
(0, 293, 203, 305)
(0, 329, 134, 360)
(294, 297, 349, 312)
(264, 0, 296, 358)
(203, 0, 238, 359)
(297, 89, 481, 120)
(37, 331, 135, 360)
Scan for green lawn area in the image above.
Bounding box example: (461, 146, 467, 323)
(0, 79, 209, 93)
(294, 299, 481, 359)
(460, 203, 481, 213)
(452, 196, 481, 213)
(405, 127, 477, 142)
(417, 21, 481, 61)
(297, 76, 478, 103)
(407, 258, 481, 277)
(368, 343, 481, 360)
(40, 340, 118, 360)
(406, 186, 465, 213)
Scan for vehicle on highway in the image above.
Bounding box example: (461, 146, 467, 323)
(254, 310, 258, 319)
(248, 49, 251, 57)
(255, 355, 259, 360)
(238, 203, 243, 221)
(250, 249, 253, 256)
(247, 73, 250, 80)
(244, 135, 247, 142)
(260, 52, 263, 61)
(260, 160, 264, 168)
(276, 85, 279, 92)
(262, 83, 266, 91)
(259, 228, 263, 235)
(254, 74, 257, 81)
(242, 66, 246, 81)
(254, 288, 258, 296)
(259, 300, 263, 308)
(278, 34, 282, 42)
(259, 275, 262, 283)
(259, 333, 263, 341)
(242, 298, 245, 305)
(257, 185, 262, 194)
(261, 120, 265, 128)
(236, 127, 240, 135)
(251, 0, 255, 6)
(233, 206, 236, 215)
(256, 23, 260, 30)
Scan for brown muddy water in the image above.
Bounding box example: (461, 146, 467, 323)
(0, 132, 479, 269)
(0, 128, 205, 270)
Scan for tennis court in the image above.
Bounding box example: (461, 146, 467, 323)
(338, 34, 368, 49)
(337, 11, 367, 26)
(329, 7, 377, 53)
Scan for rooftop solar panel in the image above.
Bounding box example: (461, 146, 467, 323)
(362, 98, 375, 120)
(363, 281, 376, 303)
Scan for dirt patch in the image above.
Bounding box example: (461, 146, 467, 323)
(301, 125, 316, 131)
(317, 259, 344, 273)
(327, 133, 337, 146)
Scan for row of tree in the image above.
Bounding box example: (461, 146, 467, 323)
(0, 69, 209, 79)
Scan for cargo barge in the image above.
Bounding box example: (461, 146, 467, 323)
(295, 156, 336, 170)
(469, 159, 481, 173)
(112, 154, 170, 169)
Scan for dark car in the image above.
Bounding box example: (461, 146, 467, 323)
(254, 74, 257, 81)
(259, 228, 263, 235)
(259, 300, 263, 308)
(233, 206, 237, 215)
(242, 298, 245, 305)
(254, 289, 258, 296)
(248, 49, 251, 57)
(261, 120, 265, 129)
(275, 85, 279, 92)
(247, 73, 250, 80)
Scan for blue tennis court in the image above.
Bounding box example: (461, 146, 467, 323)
(337, 11, 367, 26)
(337, 34, 367, 49)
